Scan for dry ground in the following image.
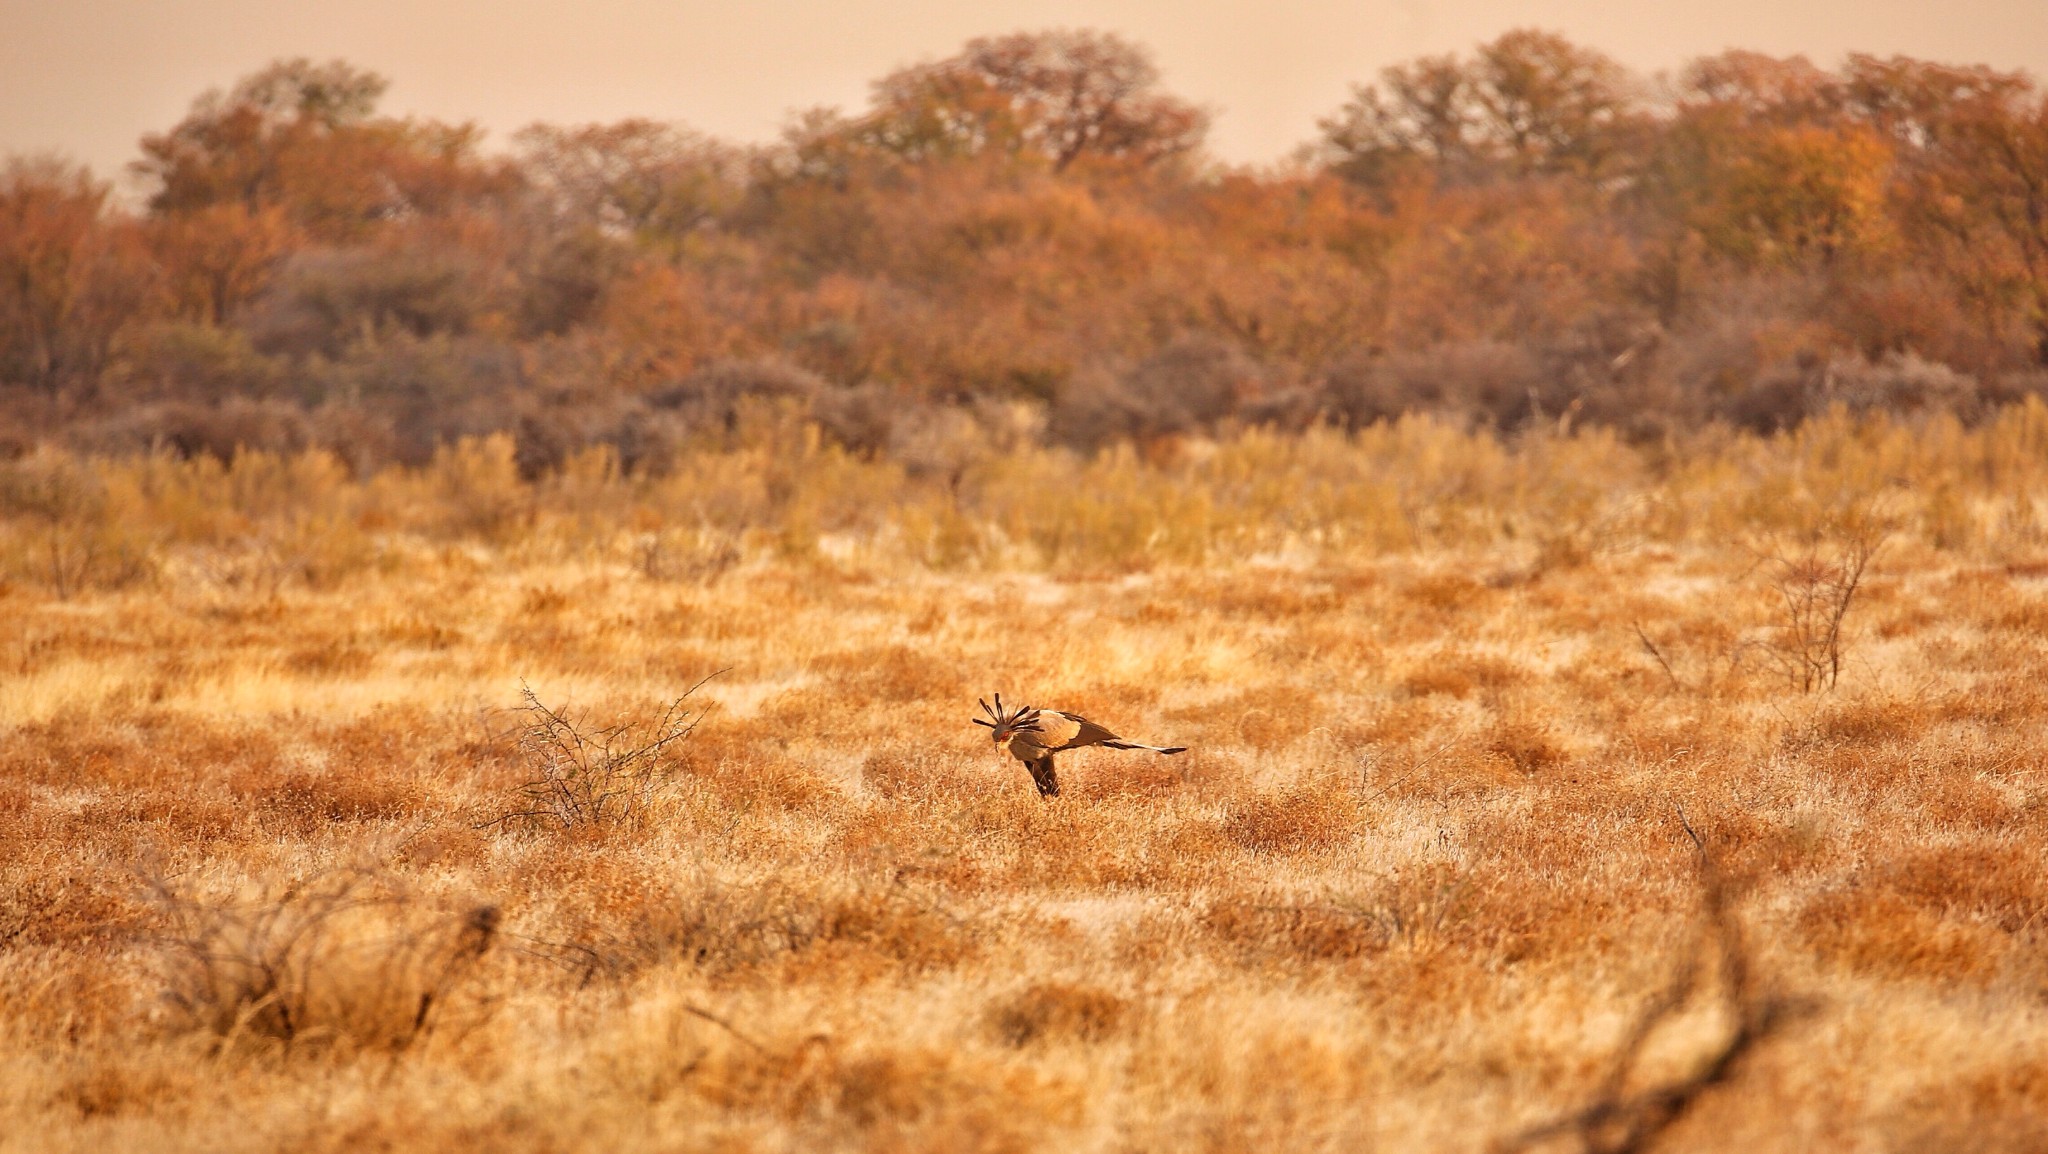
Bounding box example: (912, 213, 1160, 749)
(5, 413, 2048, 1151)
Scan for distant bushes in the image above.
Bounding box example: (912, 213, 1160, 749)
(1052, 335, 1260, 451)
(7, 402, 2048, 594)
(10, 34, 2048, 469)
(52, 339, 2046, 483)
(1718, 352, 2043, 433)
(1320, 340, 1545, 430)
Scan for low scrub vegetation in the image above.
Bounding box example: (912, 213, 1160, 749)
(5, 411, 2048, 1149)
(146, 865, 500, 1055)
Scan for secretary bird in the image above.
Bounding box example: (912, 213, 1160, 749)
(972, 694, 1186, 798)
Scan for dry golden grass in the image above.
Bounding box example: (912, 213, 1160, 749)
(6, 408, 2048, 1151)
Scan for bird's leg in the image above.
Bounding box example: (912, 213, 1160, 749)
(1028, 756, 1060, 798)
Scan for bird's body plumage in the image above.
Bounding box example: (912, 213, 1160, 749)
(972, 695, 1186, 798)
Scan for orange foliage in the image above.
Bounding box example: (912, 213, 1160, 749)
(2, 32, 2046, 459)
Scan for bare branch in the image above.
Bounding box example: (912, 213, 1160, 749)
(1497, 808, 1802, 1154)
(1632, 622, 1685, 692)
(481, 673, 724, 832)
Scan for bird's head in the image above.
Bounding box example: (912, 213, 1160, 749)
(972, 694, 1042, 747)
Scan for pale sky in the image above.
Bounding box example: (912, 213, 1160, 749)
(4, 0, 2045, 186)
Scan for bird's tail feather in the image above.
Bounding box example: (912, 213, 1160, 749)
(1104, 740, 1188, 755)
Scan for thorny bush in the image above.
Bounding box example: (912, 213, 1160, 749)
(487, 677, 717, 832)
(146, 864, 500, 1055)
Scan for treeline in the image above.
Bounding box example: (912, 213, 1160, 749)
(3, 30, 2047, 472)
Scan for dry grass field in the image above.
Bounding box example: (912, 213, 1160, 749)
(6, 407, 2048, 1152)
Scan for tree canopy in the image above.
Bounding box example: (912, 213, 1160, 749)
(4, 30, 2046, 463)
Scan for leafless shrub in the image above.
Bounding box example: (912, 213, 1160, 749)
(811, 385, 994, 467)
(507, 391, 648, 478)
(1722, 352, 1986, 433)
(1713, 361, 1816, 436)
(245, 248, 488, 361)
(1320, 340, 1544, 429)
(301, 334, 525, 467)
(1050, 334, 1260, 451)
(1122, 334, 1259, 433)
(485, 677, 717, 832)
(1499, 812, 1799, 1154)
(145, 864, 499, 1055)
(1754, 520, 1886, 693)
(885, 403, 985, 487)
(1633, 511, 1883, 697)
(1045, 366, 1149, 454)
(1982, 369, 2048, 411)
(810, 381, 903, 456)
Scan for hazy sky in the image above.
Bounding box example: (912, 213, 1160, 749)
(5, 0, 2046, 185)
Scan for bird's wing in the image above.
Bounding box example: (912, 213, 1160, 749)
(1045, 711, 1120, 751)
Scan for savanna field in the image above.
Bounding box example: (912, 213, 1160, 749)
(6, 409, 2048, 1152)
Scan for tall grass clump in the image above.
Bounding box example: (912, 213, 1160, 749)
(0, 449, 156, 596)
(4, 404, 2048, 581)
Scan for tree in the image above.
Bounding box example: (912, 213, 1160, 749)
(1694, 124, 1896, 266)
(1470, 30, 1642, 179)
(1322, 31, 1641, 189)
(136, 59, 388, 218)
(1628, 52, 1854, 320)
(1680, 51, 1842, 127)
(1319, 55, 1480, 187)
(143, 204, 297, 325)
(135, 59, 509, 242)
(1842, 55, 2030, 149)
(0, 158, 154, 394)
(859, 63, 1032, 165)
(515, 119, 748, 242)
(857, 30, 1208, 172)
(1840, 57, 2048, 361)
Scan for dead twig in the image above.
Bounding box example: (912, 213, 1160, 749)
(1362, 738, 1457, 803)
(1497, 807, 1800, 1154)
(1631, 622, 1684, 693)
